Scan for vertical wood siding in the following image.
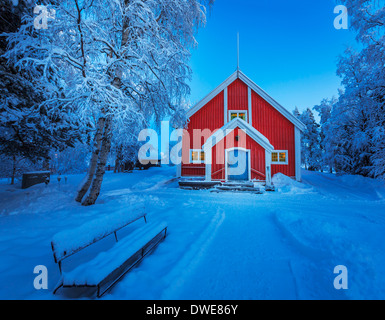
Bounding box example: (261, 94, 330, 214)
(182, 77, 296, 179)
(251, 91, 296, 177)
(211, 128, 266, 181)
(227, 79, 249, 111)
(182, 91, 224, 177)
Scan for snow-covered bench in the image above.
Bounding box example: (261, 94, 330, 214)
(51, 208, 167, 297)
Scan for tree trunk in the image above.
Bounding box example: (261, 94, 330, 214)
(82, 117, 113, 206)
(11, 155, 16, 185)
(114, 145, 122, 173)
(114, 157, 118, 173)
(79, 10, 129, 206)
(42, 158, 50, 171)
(76, 117, 106, 202)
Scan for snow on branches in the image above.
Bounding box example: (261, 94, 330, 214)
(2, 0, 212, 204)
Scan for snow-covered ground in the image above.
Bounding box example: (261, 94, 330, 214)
(0, 167, 385, 300)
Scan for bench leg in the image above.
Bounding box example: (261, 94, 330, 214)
(53, 279, 64, 295)
(97, 228, 167, 298)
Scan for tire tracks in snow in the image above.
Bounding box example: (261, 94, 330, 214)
(161, 208, 226, 299)
(272, 211, 351, 299)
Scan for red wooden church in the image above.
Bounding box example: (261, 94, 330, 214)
(177, 69, 306, 185)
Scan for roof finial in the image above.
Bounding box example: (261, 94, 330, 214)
(237, 32, 240, 72)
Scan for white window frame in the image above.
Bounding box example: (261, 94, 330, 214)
(228, 110, 248, 122)
(190, 149, 205, 164)
(271, 150, 289, 165)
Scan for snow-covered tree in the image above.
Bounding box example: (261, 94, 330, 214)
(49, 142, 91, 175)
(323, 0, 385, 178)
(111, 122, 144, 173)
(3, 0, 213, 205)
(313, 98, 336, 172)
(0, 153, 39, 184)
(293, 106, 301, 119)
(295, 108, 322, 171)
(0, 0, 82, 182)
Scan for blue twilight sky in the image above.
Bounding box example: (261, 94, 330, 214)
(188, 0, 357, 113)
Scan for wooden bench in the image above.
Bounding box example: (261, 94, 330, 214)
(22, 171, 50, 189)
(51, 208, 167, 298)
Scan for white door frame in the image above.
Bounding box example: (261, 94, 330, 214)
(225, 147, 251, 182)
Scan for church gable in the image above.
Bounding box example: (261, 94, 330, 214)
(181, 70, 304, 182)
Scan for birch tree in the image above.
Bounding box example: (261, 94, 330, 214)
(4, 0, 213, 204)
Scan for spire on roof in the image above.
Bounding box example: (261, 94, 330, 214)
(237, 32, 240, 73)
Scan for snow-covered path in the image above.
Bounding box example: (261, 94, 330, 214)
(108, 169, 385, 300)
(1, 167, 385, 300)
(165, 204, 300, 300)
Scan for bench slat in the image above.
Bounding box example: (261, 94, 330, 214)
(51, 206, 146, 263)
(61, 222, 167, 288)
(97, 226, 167, 297)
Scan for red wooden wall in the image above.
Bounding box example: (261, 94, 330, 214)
(211, 128, 266, 181)
(182, 77, 296, 179)
(228, 79, 248, 111)
(182, 91, 224, 177)
(251, 91, 296, 177)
